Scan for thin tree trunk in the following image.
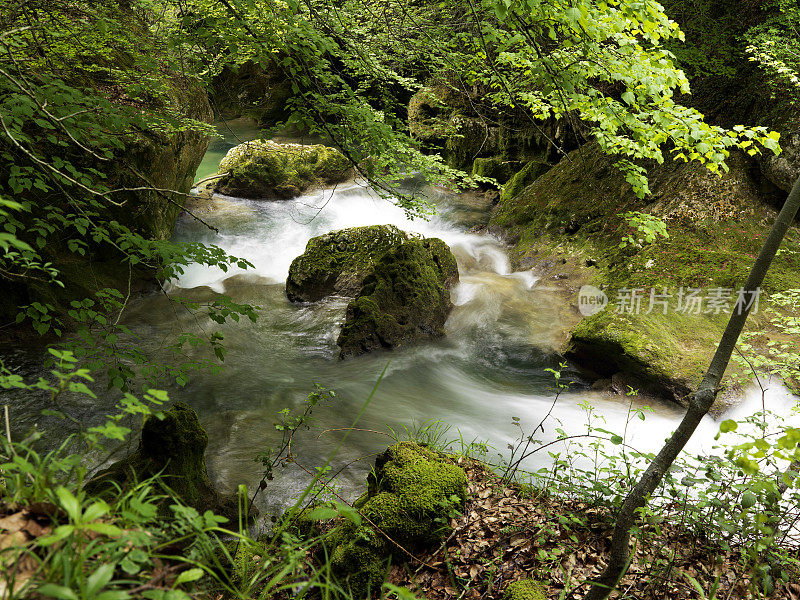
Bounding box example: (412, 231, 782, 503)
(585, 172, 800, 600)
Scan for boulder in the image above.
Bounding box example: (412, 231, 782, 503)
(214, 140, 354, 199)
(325, 442, 467, 597)
(85, 402, 251, 522)
(286, 225, 410, 302)
(337, 237, 459, 358)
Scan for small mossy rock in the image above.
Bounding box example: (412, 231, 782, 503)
(85, 402, 250, 522)
(324, 443, 467, 597)
(286, 225, 410, 302)
(337, 238, 459, 358)
(500, 160, 552, 203)
(214, 140, 353, 199)
(366, 442, 467, 545)
(503, 579, 547, 600)
(472, 157, 517, 186)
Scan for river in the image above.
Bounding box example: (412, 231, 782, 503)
(3, 121, 797, 517)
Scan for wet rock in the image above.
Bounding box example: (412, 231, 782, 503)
(337, 237, 459, 358)
(286, 225, 410, 302)
(214, 140, 353, 199)
(85, 402, 252, 522)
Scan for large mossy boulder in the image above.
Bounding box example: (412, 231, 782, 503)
(325, 442, 467, 597)
(214, 140, 353, 199)
(337, 237, 459, 358)
(286, 225, 410, 302)
(86, 402, 249, 522)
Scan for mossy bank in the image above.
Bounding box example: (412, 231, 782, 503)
(490, 142, 800, 408)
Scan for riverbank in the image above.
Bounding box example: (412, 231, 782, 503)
(489, 142, 800, 413)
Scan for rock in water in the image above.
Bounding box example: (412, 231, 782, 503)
(214, 140, 353, 199)
(85, 402, 252, 522)
(286, 225, 410, 302)
(286, 225, 459, 357)
(337, 237, 459, 358)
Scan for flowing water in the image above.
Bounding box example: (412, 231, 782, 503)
(3, 122, 798, 517)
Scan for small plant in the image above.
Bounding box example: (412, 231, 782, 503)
(618, 211, 669, 248)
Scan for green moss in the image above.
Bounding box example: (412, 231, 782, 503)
(566, 310, 729, 403)
(337, 238, 459, 357)
(503, 579, 547, 600)
(233, 538, 268, 585)
(85, 402, 249, 522)
(286, 225, 409, 302)
(500, 160, 552, 203)
(215, 140, 353, 199)
(329, 534, 388, 598)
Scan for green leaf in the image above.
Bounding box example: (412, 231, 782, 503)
(55, 486, 81, 522)
(38, 584, 79, 600)
(174, 568, 205, 586)
(306, 506, 340, 521)
(86, 563, 116, 597)
(719, 419, 738, 434)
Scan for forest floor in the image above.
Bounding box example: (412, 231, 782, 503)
(385, 458, 800, 600)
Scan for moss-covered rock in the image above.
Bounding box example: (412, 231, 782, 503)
(472, 157, 518, 186)
(324, 442, 467, 597)
(214, 140, 354, 199)
(86, 402, 250, 522)
(286, 225, 410, 302)
(503, 579, 547, 600)
(490, 141, 800, 408)
(366, 442, 467, 542)
(500, 160, 552, 203)
(337, 237, 459, 358)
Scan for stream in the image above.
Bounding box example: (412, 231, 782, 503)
(3, 121, 798, 517)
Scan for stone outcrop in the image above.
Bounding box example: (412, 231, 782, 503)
(286, 225, 460, 358)
(214, 140, 353, 199)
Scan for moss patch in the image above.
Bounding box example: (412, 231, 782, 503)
(215, 140, 353, 199)
(337, 238, 459, 358)
(500, 160, 552, 203)
(286, 225, 410, 302)
(503, 579, 547, 600)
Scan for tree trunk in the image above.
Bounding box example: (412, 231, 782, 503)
(584, 172, 800, 600)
